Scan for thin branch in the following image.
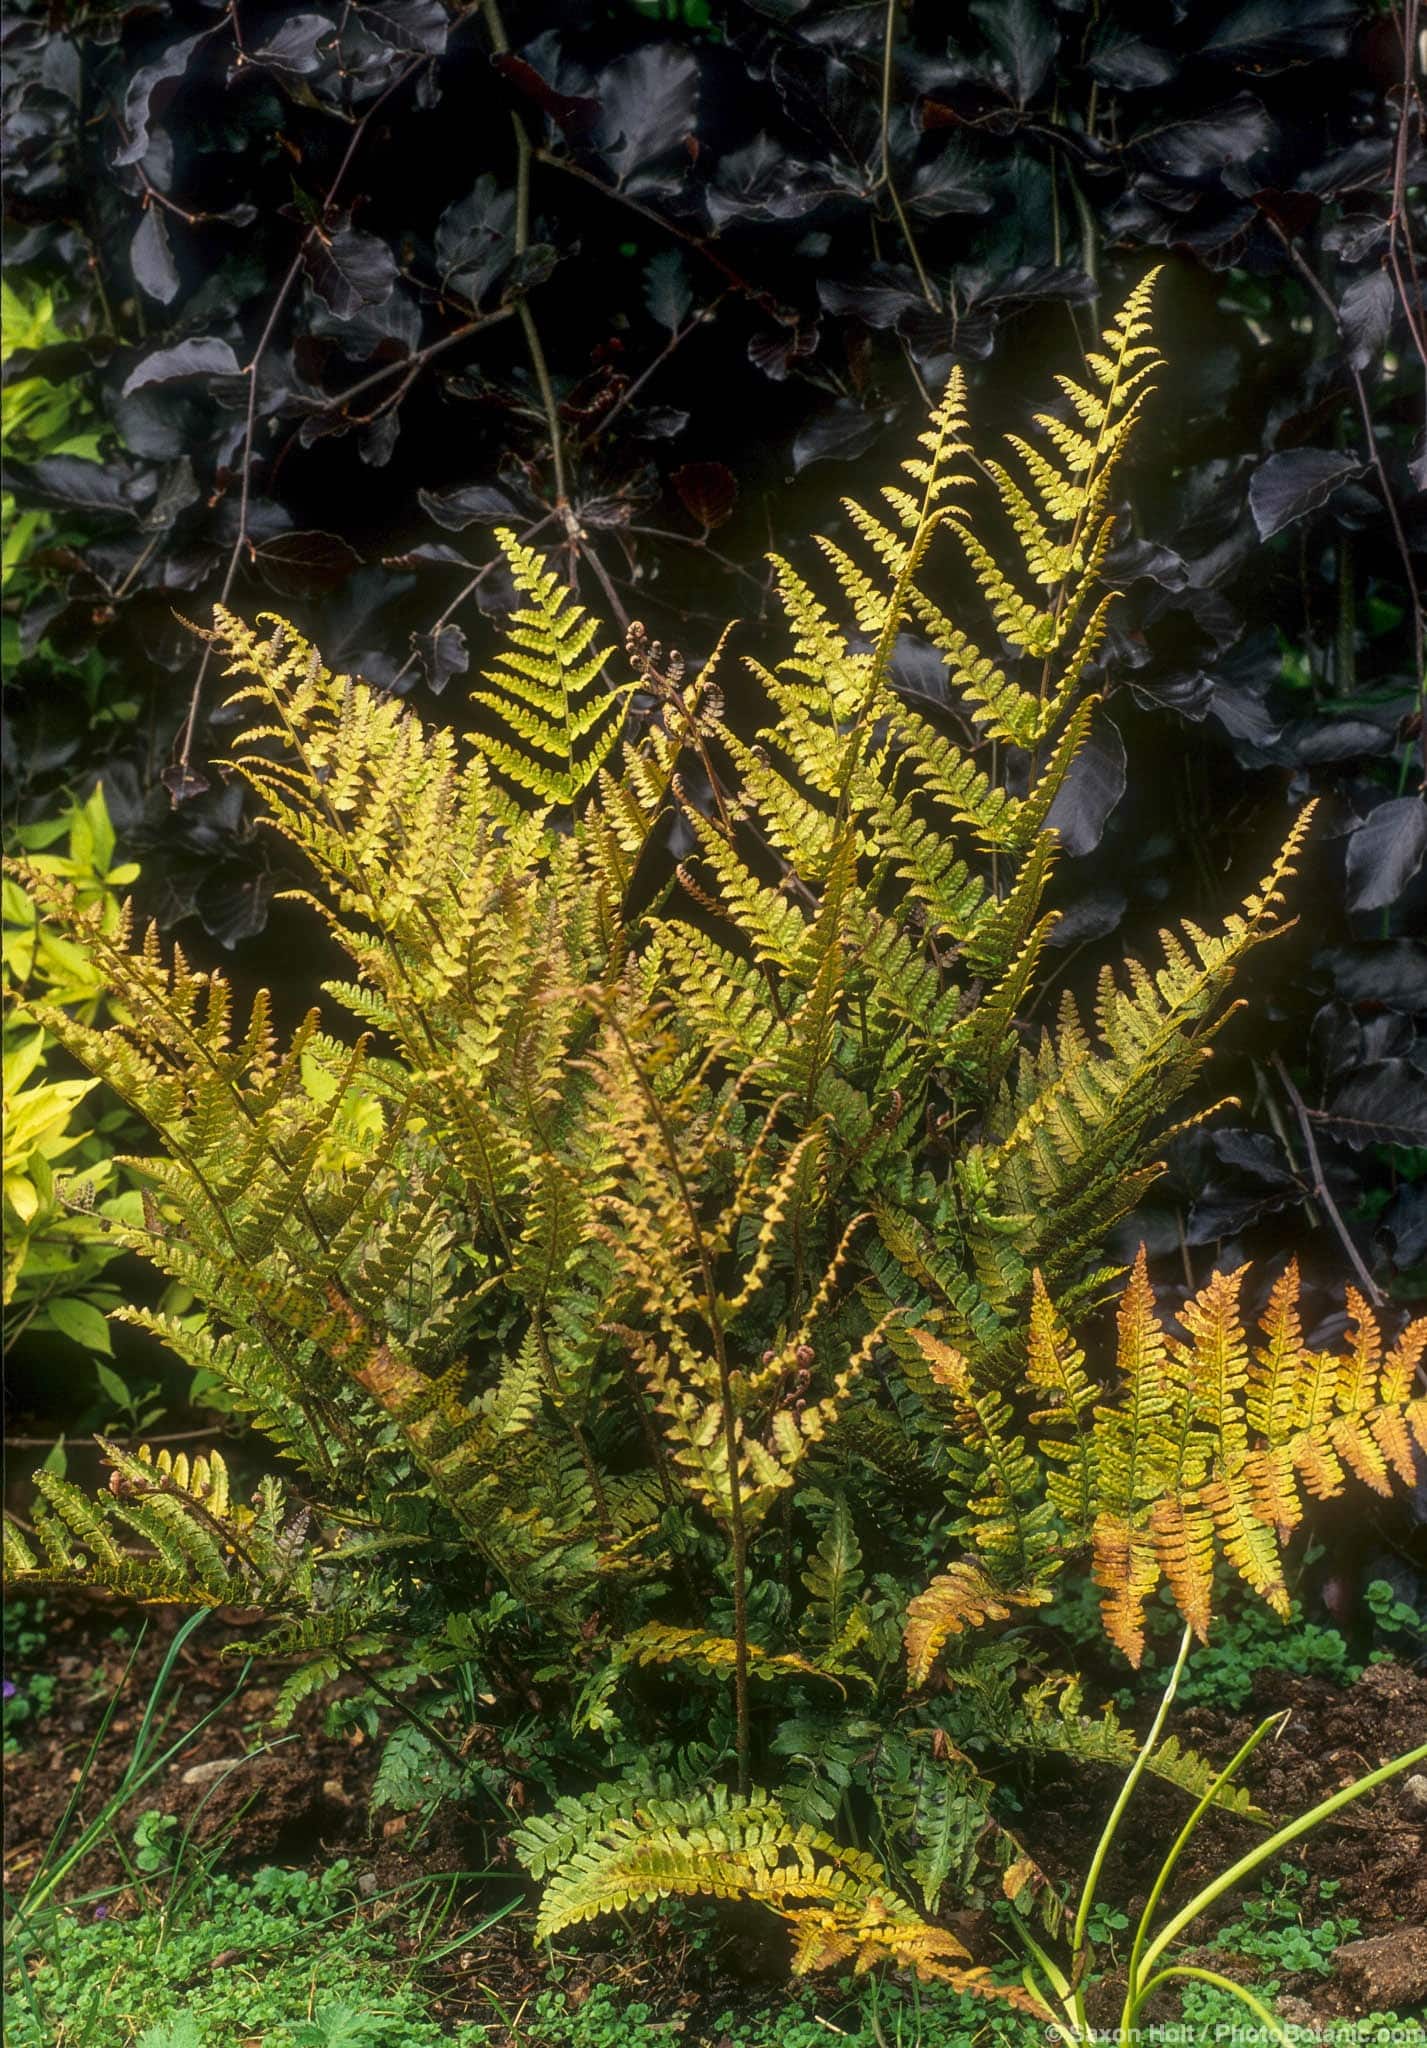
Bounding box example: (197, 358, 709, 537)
(531, 146, 787, 314)
(383, 509, 560, 694)
(173, 54, 429, 789)
(482, 0, 574, 529)
(1386, 0, 1427, 374)
(873, 0, 936, 306)
(1266, 218, 1426, 698)
(1271, 1054, 1385, 1308)
(583, 296, 727, 451)
(307, 305, 516, 420)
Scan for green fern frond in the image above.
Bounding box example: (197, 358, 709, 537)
(469, 531, 626, 804)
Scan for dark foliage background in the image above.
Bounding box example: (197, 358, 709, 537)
(3, 0, 1424, 1333)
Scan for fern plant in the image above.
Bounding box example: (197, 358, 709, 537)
(7, 278, 1423, 1995)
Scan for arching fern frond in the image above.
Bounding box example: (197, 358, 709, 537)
(524, 1781, 1038, 2005)
(469, 529, 626, 804)
(909, 1251, 1427, 1675)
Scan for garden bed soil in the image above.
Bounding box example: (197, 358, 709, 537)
(4, 1597, 1425, 2036)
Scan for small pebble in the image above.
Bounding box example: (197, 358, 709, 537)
(179, 1755, 244, 1787)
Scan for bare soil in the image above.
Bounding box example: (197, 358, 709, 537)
(4, 1597, 1424, 2035)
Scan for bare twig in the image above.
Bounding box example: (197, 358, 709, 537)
(583, 295, 727, 451)
(306, 305, 516, 421)
(874, 0, 936, 305)
(531, 147, 787, 314)
(1386, 0, 1427, 374)
(173, 54, 429, 790)
(1266, 218, 1426, 700)
(481, 0, 575, 532)
(383, 510, 560, 695)
(1271, 1053, 1385, 1308)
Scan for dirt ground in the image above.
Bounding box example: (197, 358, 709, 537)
(4, 1596, 1425, 2034)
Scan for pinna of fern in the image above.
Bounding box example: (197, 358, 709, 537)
(903, 1251, 1427, 1682)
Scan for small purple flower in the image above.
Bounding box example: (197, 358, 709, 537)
(2, 1679, 17, 1701)
(92, 1904, 110, 1920)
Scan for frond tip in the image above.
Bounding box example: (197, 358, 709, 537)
(523, 1783, 1038, 2006)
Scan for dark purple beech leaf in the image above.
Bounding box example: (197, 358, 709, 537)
(415, 622, 468, 695)
(707, 133, 825, 227)
(1249, 449, 1364, 540)
(1411, 434, 1427, 497)
(1281, 717, 1393, 765)
(142, 455, 201, 530)
(1320, 1061, 1427, 1148)
(40, 32, 81, 105)
(791, 401, 895, 474)
(113, 32, 206, 168)
(577, 493, 639, 531)
(671, 462, 737, 531)
(359, 410, 400, 468)
(254, 528, 362, 598)
(490, 52, 599, 139)
(1131, 95, 1274, 184)
(1211, 703, 1285, 766)
(630, 406, 689, 439)
(503, 243, 559, 299)
(595, 44, 700, 193)
(1085, 23, 1176, 90)
(121, 336, 241, 397)
(644, 249, 692, 335)
(970, 0, 1059, 107)
(23, 455, 151, 516)
(2, 338, 115, 385)
(1126, 669, 1216, 721)
(898, 303, 996, 371)
(1345, 797, 1427, 914)
(195, 865, 276, 950)
(130, 207, 180, 305)
(251, 13, 337, 76)
(818, 270, 926, 330)
(1187, 1130, 1302, 1245)
(1044, 885, 1127, 949)
(887, 633, 950, 706)
(1202, 0, 1357, 72)
(162, 763, 211, 804)
(383, 542, 471, 567)
(1317, 941, 1427, 1013)
(1338, 271, 1395, 373)
(1378, 1183, 1427, 1269)
(748, 323, 819, 382)
(435, 176, 515, 305)
(1322, 214, 1389, 263)
(1310, 1000, 1363, 1090)
(360, 1, 449, 56)
(303, 228, 397, 320)
(905, 145, 994, 218)
(1045, 713, 1126, 857)
(899, 263, 1096, 376)
(418, 483, 525, 529)
(1298, 136, 1396, 200)
(770, 46, 883, 176)
(1360, 1010, 1416, 1063)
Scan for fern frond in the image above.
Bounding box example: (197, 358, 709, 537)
(905, 1563, 1051, 1687)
